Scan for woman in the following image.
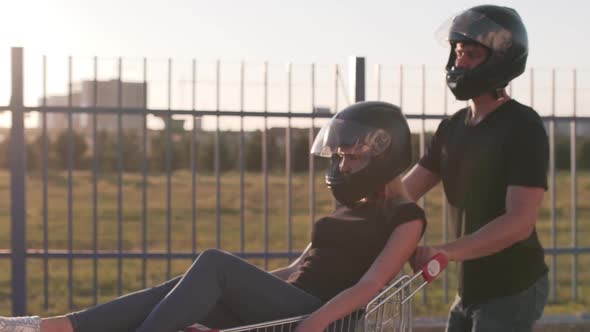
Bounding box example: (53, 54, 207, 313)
(1, 101, 426, 332)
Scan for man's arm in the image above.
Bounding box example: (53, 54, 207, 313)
(402, 164, 441, 201)
(412, 185, 544, 265)
(270, 243, 311, 280)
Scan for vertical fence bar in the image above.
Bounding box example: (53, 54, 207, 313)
(334, 64, 339, 112)
(92, 56, 99, 305)
(547, 68, 557, 302)
(399, 65, 403, 109)
(117, 57, 124, 296)
(67, 55, 74, 310)
(351, 57, 365, 102)
(166, 58, 173, 279)
(191, 59, 198, 256)
(330, 64, 340, 209)
(310, 63, 317, 231)
(10, 47, 27, 316)
(530, 68, 535, 109)
(420, 64, 428, 305)
(42, 54, 50, 310)
(142, 57, 148, 288)
(331, 64, 338, 210)
(571, 69, 578, 301)
(531, 69, 551, 300)
(215, 60, 221, 249)
(418, 65, 427, 164)
(263, 61, 269, 269)
(239, 61, 246, 254)
(376, 64, 382, 101)
(286, 61, 293, 259)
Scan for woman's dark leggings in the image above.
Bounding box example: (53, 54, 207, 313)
(67, 249, 323, 332)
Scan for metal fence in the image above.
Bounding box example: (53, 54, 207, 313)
(1, 47, 590, 316)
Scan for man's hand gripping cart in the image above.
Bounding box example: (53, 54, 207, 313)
(185, 253, 448, 332)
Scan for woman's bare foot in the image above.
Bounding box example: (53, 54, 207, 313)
(40, 316, 74, 332)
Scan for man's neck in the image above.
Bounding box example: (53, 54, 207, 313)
(468, 89, 511, 125)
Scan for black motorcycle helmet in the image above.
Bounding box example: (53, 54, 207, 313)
(443, 5, 528, 100)
(310, 101, 411, 207)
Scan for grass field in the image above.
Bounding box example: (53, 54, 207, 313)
(0, 169, 589, 318)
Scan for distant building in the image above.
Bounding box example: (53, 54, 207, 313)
(43, 93, 84, 131)
(41, 79, 201, 136)
(42, 80, 146, 135)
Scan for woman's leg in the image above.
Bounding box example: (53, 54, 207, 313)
(67, 276, 182, 332)
(199, 302, 243, 329)
(0, 276, 183, 332)
(2, 249, 321, 332)
(135, 249, 323, 332)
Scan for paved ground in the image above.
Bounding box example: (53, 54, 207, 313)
(413, 315, 590, 332)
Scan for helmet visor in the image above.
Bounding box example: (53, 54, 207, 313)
(311, 118, 391, 174)
(436, 9, 514, 55)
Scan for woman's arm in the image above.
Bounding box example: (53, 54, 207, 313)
(270, 243, 311, 280)
(295, 220, 423, 332)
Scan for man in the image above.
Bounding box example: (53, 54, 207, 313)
(404, 5, 549, 332)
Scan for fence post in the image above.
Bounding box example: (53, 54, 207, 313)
(349, 56, 365, 102)
(10, 47, 27, 315)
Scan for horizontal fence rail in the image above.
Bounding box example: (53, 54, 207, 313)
(1, 47, 590, 317)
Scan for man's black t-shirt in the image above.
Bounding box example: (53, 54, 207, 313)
(288, 201, 426, 302)
(419, 99, 549, 306)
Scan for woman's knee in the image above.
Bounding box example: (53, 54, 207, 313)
(193, 249, 233, 268)
(199, 248, 230, 260)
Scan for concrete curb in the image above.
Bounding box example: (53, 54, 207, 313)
(413, 315, 590, 332)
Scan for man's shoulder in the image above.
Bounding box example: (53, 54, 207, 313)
(448, 107, 470, 122)
(438, 107, 469, 131)
(502, 99, 544, 125)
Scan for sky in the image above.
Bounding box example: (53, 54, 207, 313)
(0, 0, 589, 129)
(2, 0, 588, 66)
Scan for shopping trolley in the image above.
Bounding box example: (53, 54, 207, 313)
(184, 253, 447, 332)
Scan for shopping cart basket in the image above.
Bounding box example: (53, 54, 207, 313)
(185, 253, 447, 332)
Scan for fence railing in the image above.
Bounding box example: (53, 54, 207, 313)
(2, 47, 590, 316)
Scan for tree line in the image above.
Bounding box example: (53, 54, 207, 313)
(0, 128, 319, 174)
(2, 129, 590, 173)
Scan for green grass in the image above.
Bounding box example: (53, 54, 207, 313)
(0, 169, 589, 318)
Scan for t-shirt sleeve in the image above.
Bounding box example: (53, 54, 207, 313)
(506, 121, 549, 189)
(388, 203, 427, 237)
(418, 119, 447, 176)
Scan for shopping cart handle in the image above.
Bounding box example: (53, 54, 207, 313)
(420, 252, 448, 282)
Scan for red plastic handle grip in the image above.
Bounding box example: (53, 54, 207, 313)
(421, 252, 448, 282)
